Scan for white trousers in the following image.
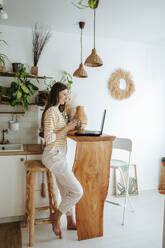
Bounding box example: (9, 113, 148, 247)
(42, 145, 83, 215)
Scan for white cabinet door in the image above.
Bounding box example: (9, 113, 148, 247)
(0, 155, 26, 218)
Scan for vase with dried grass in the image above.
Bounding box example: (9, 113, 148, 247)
(31, 23, 51, 75)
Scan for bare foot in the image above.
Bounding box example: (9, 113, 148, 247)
(67, 215, 77, 230)
(50, 212, 63, 238)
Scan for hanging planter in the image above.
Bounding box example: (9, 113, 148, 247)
(72, 0, 99, 9)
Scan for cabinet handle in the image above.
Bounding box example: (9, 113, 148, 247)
(20, 157, 24, 162)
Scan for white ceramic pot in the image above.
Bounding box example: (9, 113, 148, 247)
(9, 120, 20, 131)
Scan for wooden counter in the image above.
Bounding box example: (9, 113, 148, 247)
(68, 134, 115, 241)
(0, 144, 42, 156)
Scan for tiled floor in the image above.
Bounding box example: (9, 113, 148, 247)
(22, 190, 164, 248)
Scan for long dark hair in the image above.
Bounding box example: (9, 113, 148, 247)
(40, 82, 68, 137)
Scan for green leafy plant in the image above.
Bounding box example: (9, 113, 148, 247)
(60, 71, 73, 93)
(72, 0, 99, 9)
(0, 66, 39, 111)
(44, 79, 56, 93)
(0, 34, 9, 67)
(45, 71, 74, 94)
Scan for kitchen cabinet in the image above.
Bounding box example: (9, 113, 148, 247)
(0, 152, 60, 221)
(0, 155, 26, 218)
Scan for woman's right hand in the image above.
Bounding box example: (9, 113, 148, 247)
(66, 120, 77, 131)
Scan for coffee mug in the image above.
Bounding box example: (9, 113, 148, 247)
(9, 120, 20, 131)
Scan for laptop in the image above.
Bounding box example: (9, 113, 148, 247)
(75, 109, 106, 136)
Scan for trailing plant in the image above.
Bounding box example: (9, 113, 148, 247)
(60, 71, 73, 93)
(45, 71, 73, 94)
(0, 66, 39, 111)
(72, 0, 99, 9)
(32, 23, 51, 66)
(0, 33, 9, 67)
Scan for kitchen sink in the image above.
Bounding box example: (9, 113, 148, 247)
(0, 144, 24, 152)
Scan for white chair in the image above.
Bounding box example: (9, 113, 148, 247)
(106, 137, 135, 225)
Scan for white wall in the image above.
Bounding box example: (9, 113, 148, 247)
(0, 24, 165, 192)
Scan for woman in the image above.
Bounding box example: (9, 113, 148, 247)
(41, 82, 83, 238)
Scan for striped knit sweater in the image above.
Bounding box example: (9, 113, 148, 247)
(44, 106, 67, 147)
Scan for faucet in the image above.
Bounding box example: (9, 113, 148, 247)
(0, 129, 9, 144)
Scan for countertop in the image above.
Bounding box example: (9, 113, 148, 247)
(0, 134, 115, 156)
(68, 134, 116, 142)
(0, 144, 43, 156)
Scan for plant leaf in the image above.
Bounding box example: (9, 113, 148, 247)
(22, 99, 28, 111)
(16, 90, 22, 99)
(88, 0, 99, 9)
(21, 85, 29, 94)
(10, 99, 17, 106)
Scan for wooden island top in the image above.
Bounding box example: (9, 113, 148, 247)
(67, 134, 115, 142)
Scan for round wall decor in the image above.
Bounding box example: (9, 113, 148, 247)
(108, 68, 135, 100)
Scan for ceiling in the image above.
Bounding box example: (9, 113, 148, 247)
(1, 0, 165, 46)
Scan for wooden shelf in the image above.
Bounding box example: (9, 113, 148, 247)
(0, 102, 37, 106)
(0, 71, 53, 79)
(0, 111, 25, 115)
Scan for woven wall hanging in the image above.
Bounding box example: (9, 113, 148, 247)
(108, 69, 135, 100)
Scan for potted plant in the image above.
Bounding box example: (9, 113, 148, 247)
(31, 23, 51, 75)
(72, 0, 99, 9)
(0, 34, 9, 71)
(0, 66, 39, 111)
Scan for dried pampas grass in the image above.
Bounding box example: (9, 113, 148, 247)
(108, 69, 135, 100)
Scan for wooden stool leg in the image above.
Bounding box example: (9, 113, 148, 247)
(47, 171, 58, 215)
(24, 170, 30, 227)
(29, 171, 36, 247)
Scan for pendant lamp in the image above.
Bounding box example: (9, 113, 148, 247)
(85, 9, 103, 67)
(73, 21, 88, 78)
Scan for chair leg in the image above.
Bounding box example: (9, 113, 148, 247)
(29, 171, 36, 247)
(118, 167, 134, 225)
(120, 168, 135, 212)
(118, 167, 127, 225)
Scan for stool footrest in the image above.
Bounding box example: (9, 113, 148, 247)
(35, 218, 51, 225)
(35, 206, 49, 211)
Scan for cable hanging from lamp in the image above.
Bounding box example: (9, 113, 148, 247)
(84, 9, 103, 67)
(73, 21, 88, 78)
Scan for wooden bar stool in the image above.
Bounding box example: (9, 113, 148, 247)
(23, 160, 58, 247)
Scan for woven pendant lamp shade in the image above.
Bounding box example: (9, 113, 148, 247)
(73, 21, 88, 78)
(84, 48, 103, 67)
(73, 63, 88, 78)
